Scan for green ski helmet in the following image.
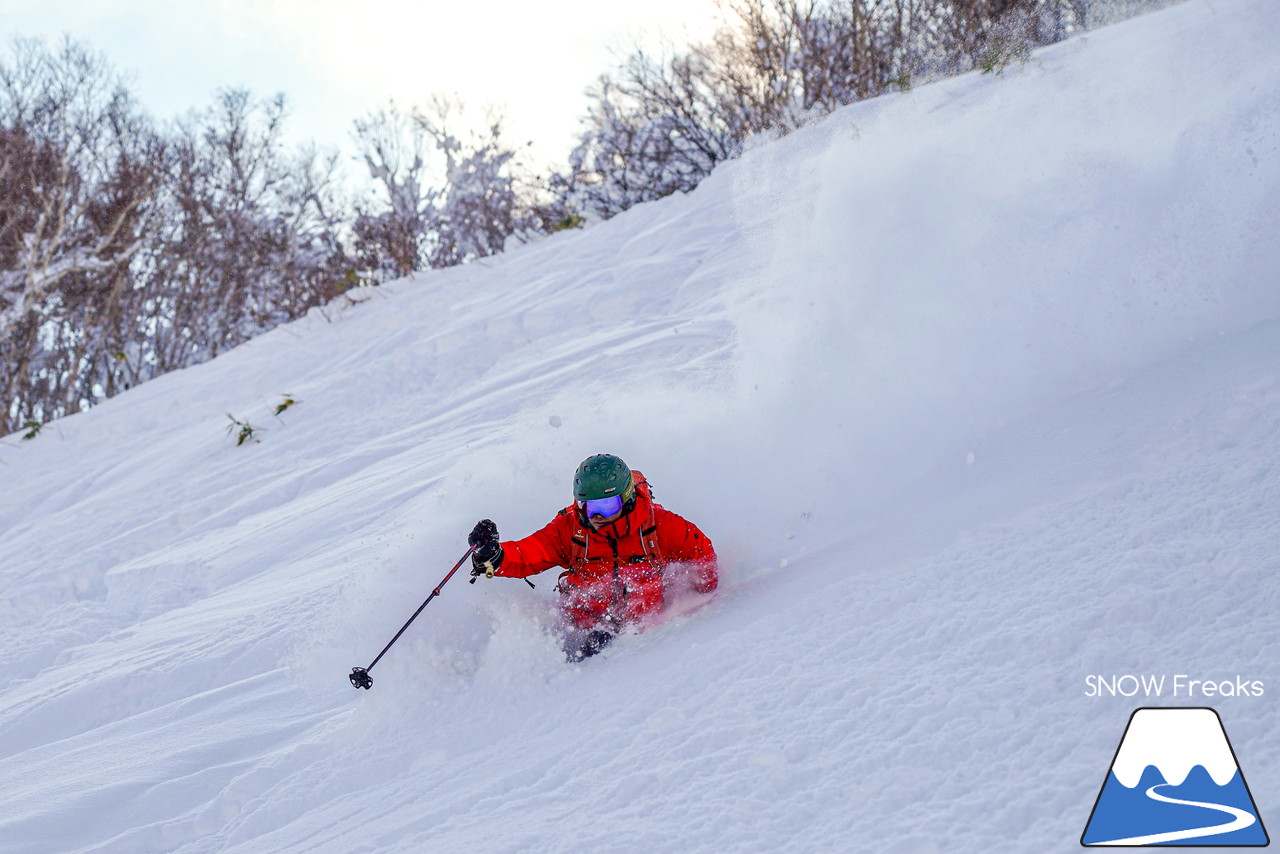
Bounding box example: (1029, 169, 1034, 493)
(573, 453, 636, 505)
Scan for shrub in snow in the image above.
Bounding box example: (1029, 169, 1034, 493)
(226, 414, 264, 446)
(273, 395, 300, 418)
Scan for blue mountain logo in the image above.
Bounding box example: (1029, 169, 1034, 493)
(1082, 707, 1269, 847)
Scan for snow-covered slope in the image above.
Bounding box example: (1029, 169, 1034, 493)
(2, 1, 1279, 851)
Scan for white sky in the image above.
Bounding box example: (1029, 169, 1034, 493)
(1, 0, 724, 176)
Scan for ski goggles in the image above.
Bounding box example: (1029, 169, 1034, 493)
(577, 494, 624, 519)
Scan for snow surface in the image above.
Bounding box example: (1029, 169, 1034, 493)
(2, 1, 1279, 851)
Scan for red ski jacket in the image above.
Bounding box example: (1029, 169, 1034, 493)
(495, 472, 717, 629)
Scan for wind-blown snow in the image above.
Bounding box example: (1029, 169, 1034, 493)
(2, 1, 1279, 852)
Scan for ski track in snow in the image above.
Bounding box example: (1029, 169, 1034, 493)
(2, 1, 1280, 852)
(1092, 783, 1257, 846)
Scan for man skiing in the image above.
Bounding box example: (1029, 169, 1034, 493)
(468, 454, 718, 661)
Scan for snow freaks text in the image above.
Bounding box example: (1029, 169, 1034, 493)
(1084, 675, 1265, 699)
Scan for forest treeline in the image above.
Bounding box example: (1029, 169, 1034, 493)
(3, 0, 1101, 435)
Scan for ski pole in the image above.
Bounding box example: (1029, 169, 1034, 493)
(349, 547, 474, 690)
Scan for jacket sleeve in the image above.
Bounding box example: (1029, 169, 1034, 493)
(495, 512, 572, 579)
(654, 506, 718, 594)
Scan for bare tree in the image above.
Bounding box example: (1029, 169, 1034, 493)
(148, 89, 348, 371)
(1, 62, 350, 435)
(352, 103, 434, 281)
(554, 0, 1089, 222)
(416, 98, 543, 267)
(353, 97, 545, 277)
(0, 37, 164, 433)
(563, 53, 740, 220)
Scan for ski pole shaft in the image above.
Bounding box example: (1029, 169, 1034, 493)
(369, 546, 472, 671)
(349, 546, 473, 689)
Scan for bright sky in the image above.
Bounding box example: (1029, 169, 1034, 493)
(1, 0, 724, 175)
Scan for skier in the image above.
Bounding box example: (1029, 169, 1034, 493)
(468, 453, 718, 661)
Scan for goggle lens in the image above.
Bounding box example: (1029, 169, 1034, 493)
(578, 494, 624, 518)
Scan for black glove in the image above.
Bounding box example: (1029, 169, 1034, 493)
(468, 519, 503, 578)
